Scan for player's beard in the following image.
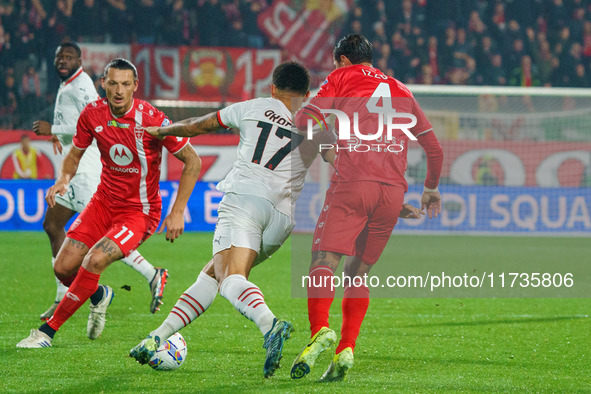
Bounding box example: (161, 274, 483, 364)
(56, 66, 76, 81)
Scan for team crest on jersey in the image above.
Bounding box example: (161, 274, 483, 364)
(134, 127, 144, 140)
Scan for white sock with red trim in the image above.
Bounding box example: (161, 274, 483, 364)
(151, 271, 218, 340)
(121, 250, 157, 282)
(219, 274, 275, 335)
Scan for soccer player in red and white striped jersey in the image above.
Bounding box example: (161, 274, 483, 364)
(291, 34, 444, 381)
(17, 58, 201, 349)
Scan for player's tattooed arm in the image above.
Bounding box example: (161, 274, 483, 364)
(143, 112, 222, 138)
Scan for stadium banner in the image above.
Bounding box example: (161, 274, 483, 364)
(257, 0, 354, 71)
(78, 43, 282, 102)
(295, 183, 591, 235)
(0, 180, 221, 232)
(130, 45, 281, 102)
(2, 180, 588, 235)
(3, 130, 589, 186)
(80, 43, 132, 76)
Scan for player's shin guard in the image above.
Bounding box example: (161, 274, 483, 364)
(307, 265, 335, 337)
(335, 284, 369, 354)
(52, 257, 68, 302)
(219, 274, 275, 335)
(47, 267, 100, 331)
(151, 271, 218, 340)
(121, 250, 157, 282)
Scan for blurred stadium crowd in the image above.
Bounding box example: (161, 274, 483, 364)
(1, 0, 591, 128)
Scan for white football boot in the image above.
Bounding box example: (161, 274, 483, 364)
(87, 285, 114, 340)
(16, 329, 52, 348)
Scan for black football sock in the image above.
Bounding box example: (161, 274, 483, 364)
(89, 285, 104, 305)
(39, 323, 56, 339)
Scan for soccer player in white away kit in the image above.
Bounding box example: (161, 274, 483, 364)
(128, 62, 321, 378)
(33, 43, 168, 318)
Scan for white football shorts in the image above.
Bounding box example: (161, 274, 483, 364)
(54, 172, 101, 213)
(212, 192, 293, 265)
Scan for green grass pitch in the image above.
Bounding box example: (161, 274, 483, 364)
(1, 232, 590, 392)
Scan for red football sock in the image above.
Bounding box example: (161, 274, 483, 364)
(307, 265, 335, 337)
(47, 267, 100, 331)
(336, 284, 369, 354)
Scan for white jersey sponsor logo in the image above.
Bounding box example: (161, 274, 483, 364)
(109, 166, 139, 173)
(109, 144, 133, 166)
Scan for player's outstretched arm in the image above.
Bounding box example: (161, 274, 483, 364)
(142, 112, 221, 139)
(159, 144, 201, 243)
(45, 146, 84, 208)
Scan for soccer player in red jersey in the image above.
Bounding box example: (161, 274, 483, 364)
(17, 58, 201, 348)
(290, 35, 444, 381)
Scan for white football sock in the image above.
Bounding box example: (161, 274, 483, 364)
(53, 257, 68, 302)
(151, 271, 218, 341)
(121, 250, 157, 282)
(219, 274, 275, 335)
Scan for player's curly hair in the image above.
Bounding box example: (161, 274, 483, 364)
(272, 61, 310, 95)
(58, 42, 81, 58)
(103, 58, 138, 81)
(334, 34, 373, 65)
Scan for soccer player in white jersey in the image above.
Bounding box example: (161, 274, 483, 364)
(33, 43, 168, 318)
(128, 62, 319, 378)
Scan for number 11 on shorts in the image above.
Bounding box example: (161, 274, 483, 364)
(114, 226, 134, 244)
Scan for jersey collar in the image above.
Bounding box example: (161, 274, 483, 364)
(63, 67, 84, 86)
(275, 98, 293, 123)
(109, 98, 136, 118)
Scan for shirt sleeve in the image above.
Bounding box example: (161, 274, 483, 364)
(410, 96, 433, 137)
(51, 123, 76, 136)
(417, 129, 443, 190)
(217, 101, 246, 129)
(158, 113, 190, 154)
(163, 135, 190, 155)
(74, 81, 99, 113)
(72, 109, 94, 150)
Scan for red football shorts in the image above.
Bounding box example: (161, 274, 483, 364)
(312, 181, 405, 265)
(67, 196, 159, 256)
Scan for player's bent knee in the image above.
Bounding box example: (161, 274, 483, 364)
(54, 263, 79, 282)
(42, 218, 61, 237)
